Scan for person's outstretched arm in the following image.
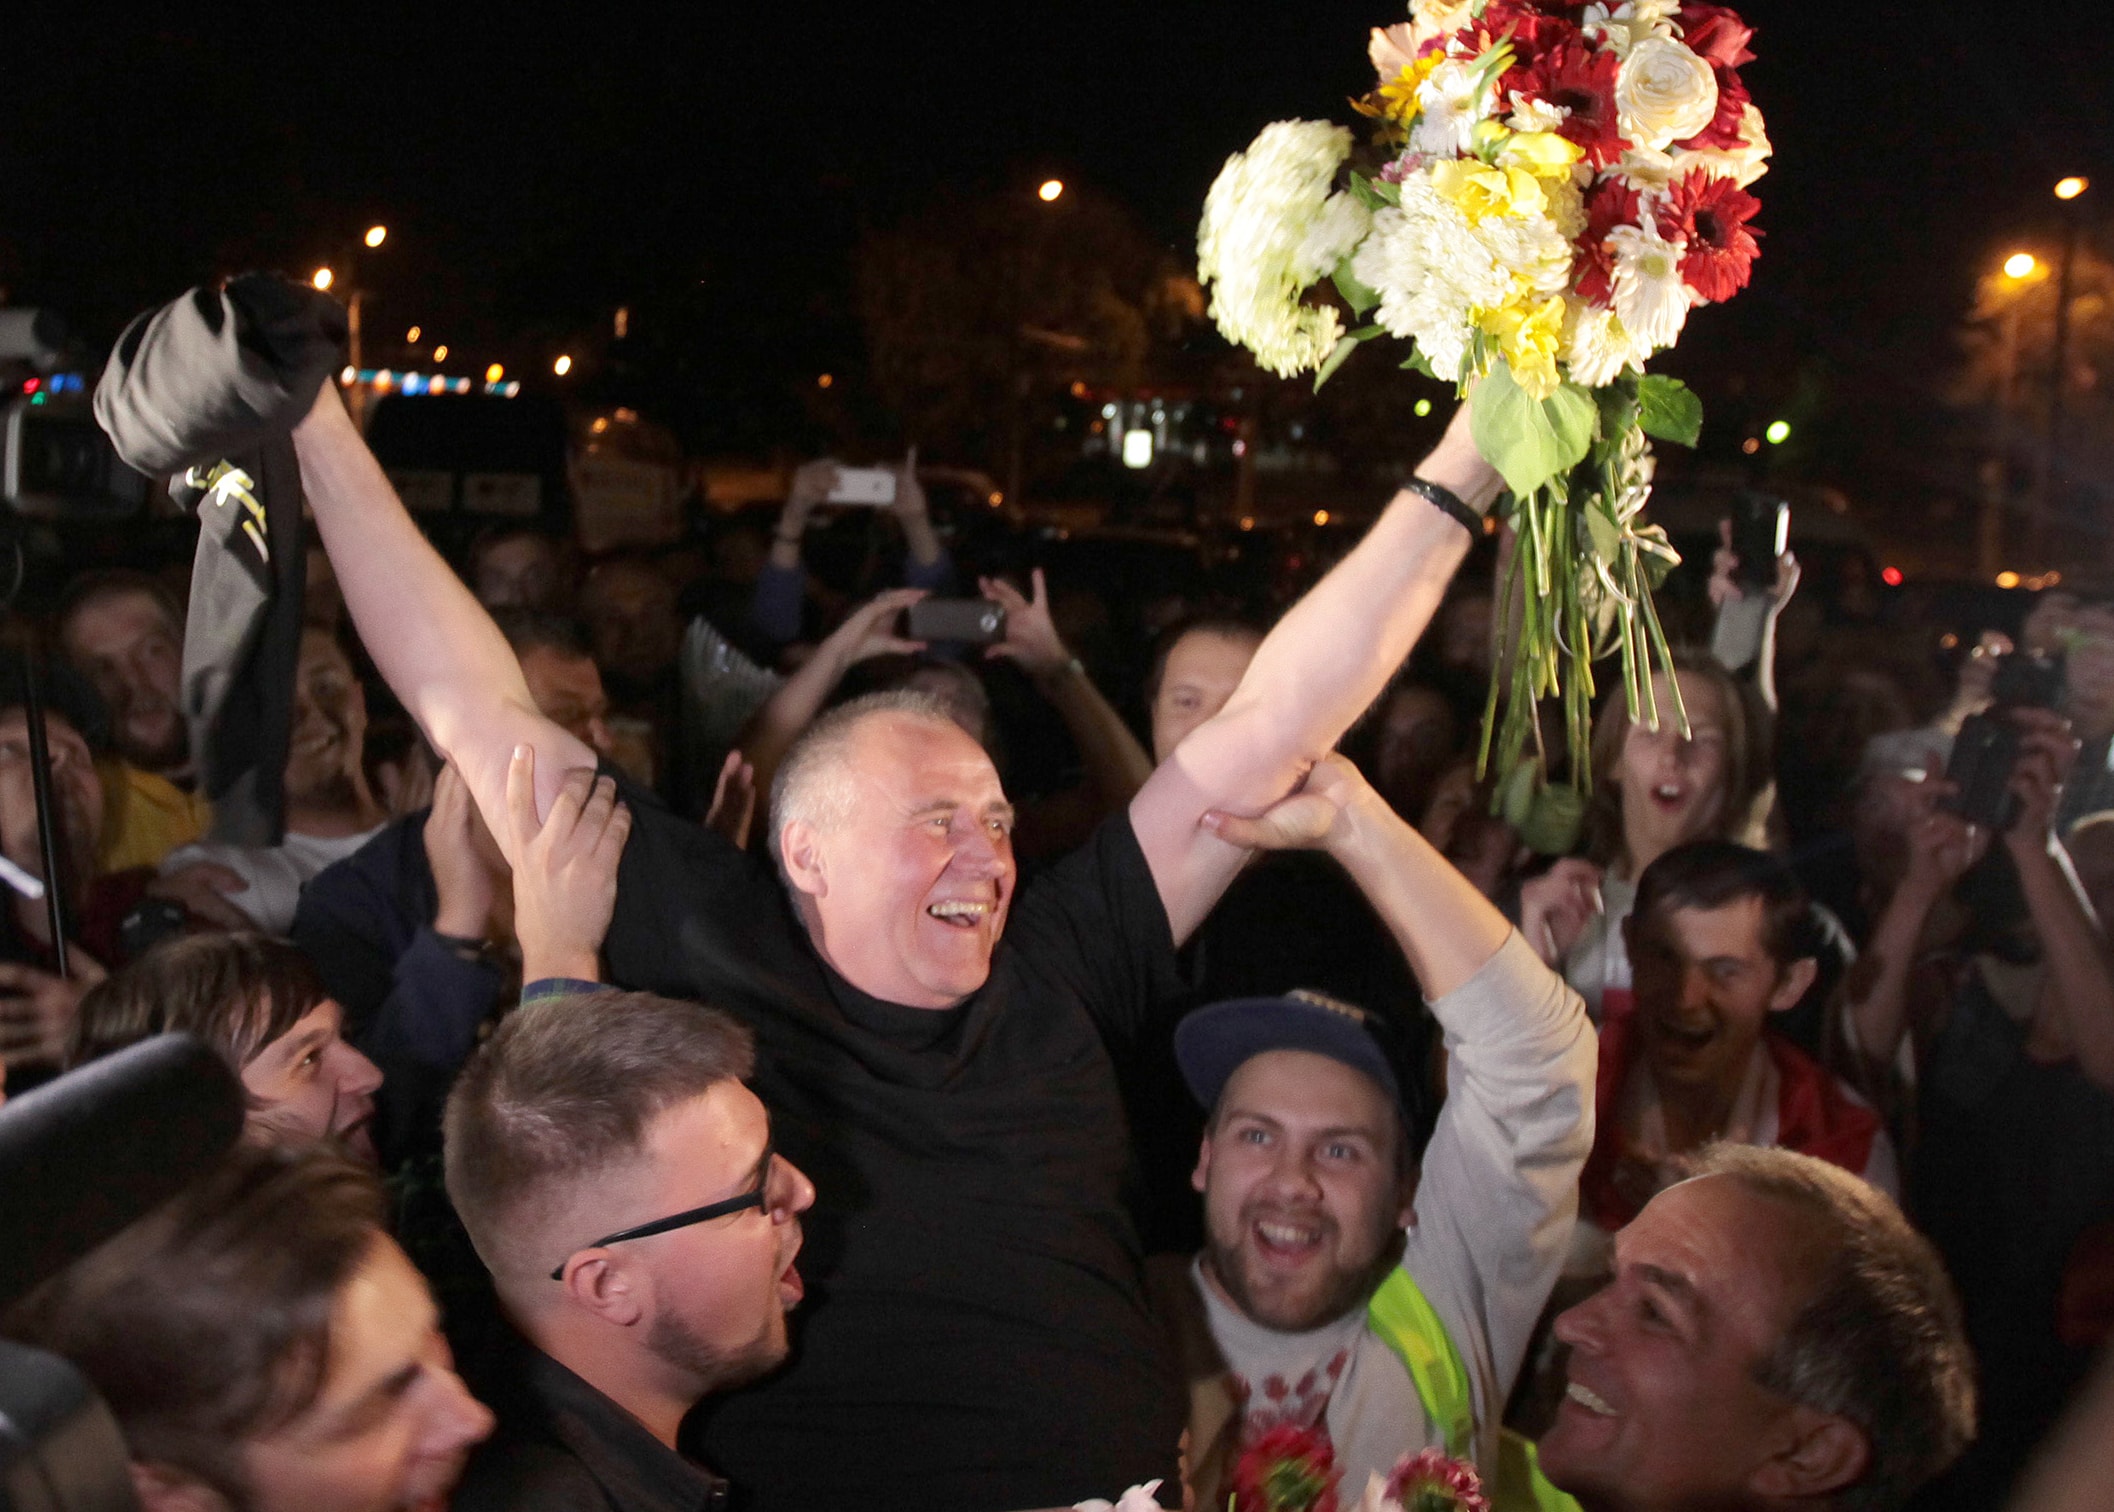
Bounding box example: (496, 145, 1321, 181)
(2008, 711, 2114, 1090)
(1133, 405, 1501, 943)
(1205, 755, 1595, 1437)
(290, 383, 593, 831)
(981, 569, 1152, 809)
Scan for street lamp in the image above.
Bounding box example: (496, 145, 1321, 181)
(553, 355, 573, 377)
(364, 224, 389, 249)
(1037, 179, 1064, 203)
(2056, 176, 2089, 202)
(311, 267, 335, 291)
(2041, 176, 2091, 561)
(2004, 251, 2039, 280)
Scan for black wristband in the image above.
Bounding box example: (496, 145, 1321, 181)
(431, 929, 492, 961)
(1405, 476, 1484, 538)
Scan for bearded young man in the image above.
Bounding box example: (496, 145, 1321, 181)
(187, 337, 1506, 1509)
(1160, 755, 1594, 1509)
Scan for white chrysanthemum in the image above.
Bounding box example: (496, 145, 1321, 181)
(1615, 145, 1679, 193)
(1564, 299, 1646, 386)
(1196, 120, 1370, 377)
(1582, 0, 1678, 58)
(1607, 221, 1690, 352)
(1350, 171, 1575, 381)
(1673, 102, 1772, 188)
(1410, 57, 1491, 158)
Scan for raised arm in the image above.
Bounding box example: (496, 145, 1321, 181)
(1133, 405, 1501, 943)
(290, 383, 592, 833)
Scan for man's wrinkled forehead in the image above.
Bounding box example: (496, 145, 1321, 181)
(1623, 1176, 1819, 1346)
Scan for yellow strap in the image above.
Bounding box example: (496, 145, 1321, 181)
(1365, 1270, 1583, 1512)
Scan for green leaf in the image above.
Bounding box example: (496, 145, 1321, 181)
(1332, 258, 1380, 317)
(1635, 373, 1704, 447)
(1347, 171, 1400, 211)
(1499, 755, 1538, 829)
(1314, 333, 1361, 391)
(1593, 378, 1639, 440)
(1470, 363, 1600, 498)
(1580, 497, 1622, 563)
(1399, 346, 1441, 380)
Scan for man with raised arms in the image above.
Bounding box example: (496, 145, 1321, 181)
(284, 370, 1502, 1510)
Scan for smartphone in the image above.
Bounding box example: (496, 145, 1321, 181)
(1942, 713, 2022, 830)
(1730, 492, 1790, 589)
(825, 466, 898, 507)
(904, 598, 1007, 645)
(1990, 650, 2064, 711)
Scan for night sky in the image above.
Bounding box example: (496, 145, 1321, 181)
(6, 2, 2113, 533)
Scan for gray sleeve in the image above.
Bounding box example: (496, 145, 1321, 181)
(1399, 930, 1596, 1446)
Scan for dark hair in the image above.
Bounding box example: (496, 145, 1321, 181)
(1, 1144, 388, 1504)
(444, 989, 756, 1285)
(489, 607, 593, 662)
(0, 654, 110, 753)
(1585, 648, 1769, 867)
(1630, 839, 1820, 969)
(1143, 614, 1268, 707)
(69, 932, 329, 1074)
(1691, 1145, 1975, 1512)
(55, 569, 183, 645)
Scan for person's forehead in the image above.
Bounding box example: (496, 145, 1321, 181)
(1622, 1176, 1812, 1349)
(852, 715, 1004, 796)
(297, 633, 353, 679)
(520, 646, 603, 700)
(307, 1236, 435, 1418)
(1222, 1048, 1395, 1131)
(641, 1084, 768, 1198)
(483, 535, 557, 571)
(1165, 629, 1257, 686)
(66, 589, 175, 648)
(1639, 896, 1770, 958)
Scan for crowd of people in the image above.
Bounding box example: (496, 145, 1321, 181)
(2, 343, 2111, 1512)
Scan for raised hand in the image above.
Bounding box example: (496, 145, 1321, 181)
(2007, 707, 2083, 853)
(148, 861, 252, 930)
(1518, 857, 1605, 968)
(704, 749, 758, 851)
(1199, 753, 1367, 854)
(821, 586, 929, 666)
(980, 569, 1069, 680)
(503, 745, 631, 985)
(0, 954, 106, 1069)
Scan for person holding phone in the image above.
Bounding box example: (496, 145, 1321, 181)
(750, 451, 953, 654)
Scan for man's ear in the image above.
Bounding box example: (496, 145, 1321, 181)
(780, 820, 827, 900)
(131, 1462, 229, 1512)
(1191, 1128, 1213, 1196)
(560, 1251, 645, 1328)
(1395, 1155, 1421, 1231)
(1768, 956, 1820, 1013)
(1747, 1406, 1869, 1503)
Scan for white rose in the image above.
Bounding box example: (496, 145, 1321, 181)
(1615, 37, 1719, 151)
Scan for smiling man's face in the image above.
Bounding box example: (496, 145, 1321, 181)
(1539, 1175, 1825, 1510)
(785, 712, 1016, 1009)
(1193, 1049, 1410, 1333)
(1625, 895, 1813, 1103)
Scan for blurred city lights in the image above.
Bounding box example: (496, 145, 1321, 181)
(406, 326, 422, 343)
(1741, 437, 1761, 454)
(1996, 571, 2022, 589)
(2056, 176, 2089, 201)
(312, 267, 335, 291)
(363, 225, 389, 248)
(2004, 251, 2039, 279)
(817, 373, 834, 389)
(1038, 179, 1065, 203)
(1881, 566, 1904, 586)
(1313, 510, 1331, 526)
(1765, 420, 1791, 444)
(1122, 429, 1154, 469)
(1239, 517, 1255, 532)
(485, 363, 505, 383)
(553, 355, 573, 376)
(340, 366, 356, 385)
(1413, 398, 1433, 417)
(432, 344, 448, 362)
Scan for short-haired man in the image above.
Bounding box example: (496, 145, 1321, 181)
(1161, 755, 1594, 1506)
(2, 1142, 493, 1512)
(57, 570, 214, 870)
(443, 988, 814, 1511)
(279, 351, 1502, 1508)
(1539, 1144, 1974, 1512)
(1575, 842, 1895, 1274)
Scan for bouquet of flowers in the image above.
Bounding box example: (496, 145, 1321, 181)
(1356, 1450, 1492, 1512)
(1197, 0, 1767, 792)
(1232, 1424, 1342, 1512)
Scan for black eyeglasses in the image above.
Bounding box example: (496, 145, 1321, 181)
(550, 1140, 775, 1280)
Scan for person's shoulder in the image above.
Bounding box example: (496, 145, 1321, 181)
(452, 1425, 613, 1512)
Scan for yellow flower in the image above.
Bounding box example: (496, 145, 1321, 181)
(1374, 53, 1444, 125)
(1497, 130, 1584, 180)
(1430, 159, 1547, 224)
(1482, 295, 1567, 399)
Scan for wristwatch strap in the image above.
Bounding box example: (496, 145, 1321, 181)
(1405, 476, 1484, 538)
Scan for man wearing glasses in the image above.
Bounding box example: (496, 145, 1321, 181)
(443, 987, 814, 1512)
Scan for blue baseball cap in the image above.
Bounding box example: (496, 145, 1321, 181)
(1174, 990, 1406, 1116)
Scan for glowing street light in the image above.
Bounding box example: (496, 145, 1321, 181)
(406, 326, 422, 344)
(1037, 179, 1065, 203)
(1765, 419, 1792, 445)
(312, 267, 335, 291)
(2004, 251, 2039, 280)
(364, 224, 389, 248)
(432, 344, 448, 362)
(485, 363, 505, 384)
(553, 354, 573, 376)
(2056, 177, 2089, 202)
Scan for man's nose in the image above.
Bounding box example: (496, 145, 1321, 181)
(1679, 965, 1713, 1015)
(1552, 1286, 1611, 1353)
(332, 1041, 385, 1098)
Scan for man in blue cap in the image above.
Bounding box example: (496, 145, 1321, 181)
(1168, 754, 1596, 1510)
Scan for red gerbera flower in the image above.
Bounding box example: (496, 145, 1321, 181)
(1677, 62, 1751, 151)
(1479, 0, 1578, 72)
(1677, 3, 1757, 69)
(1231, 1425, 1341, 1512)
(1512, 39, 1624, 169)
(1656, 170, 1763, 303)
(1574, 178, 1643, 305)
(1385, 1449, 1492, 1512)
